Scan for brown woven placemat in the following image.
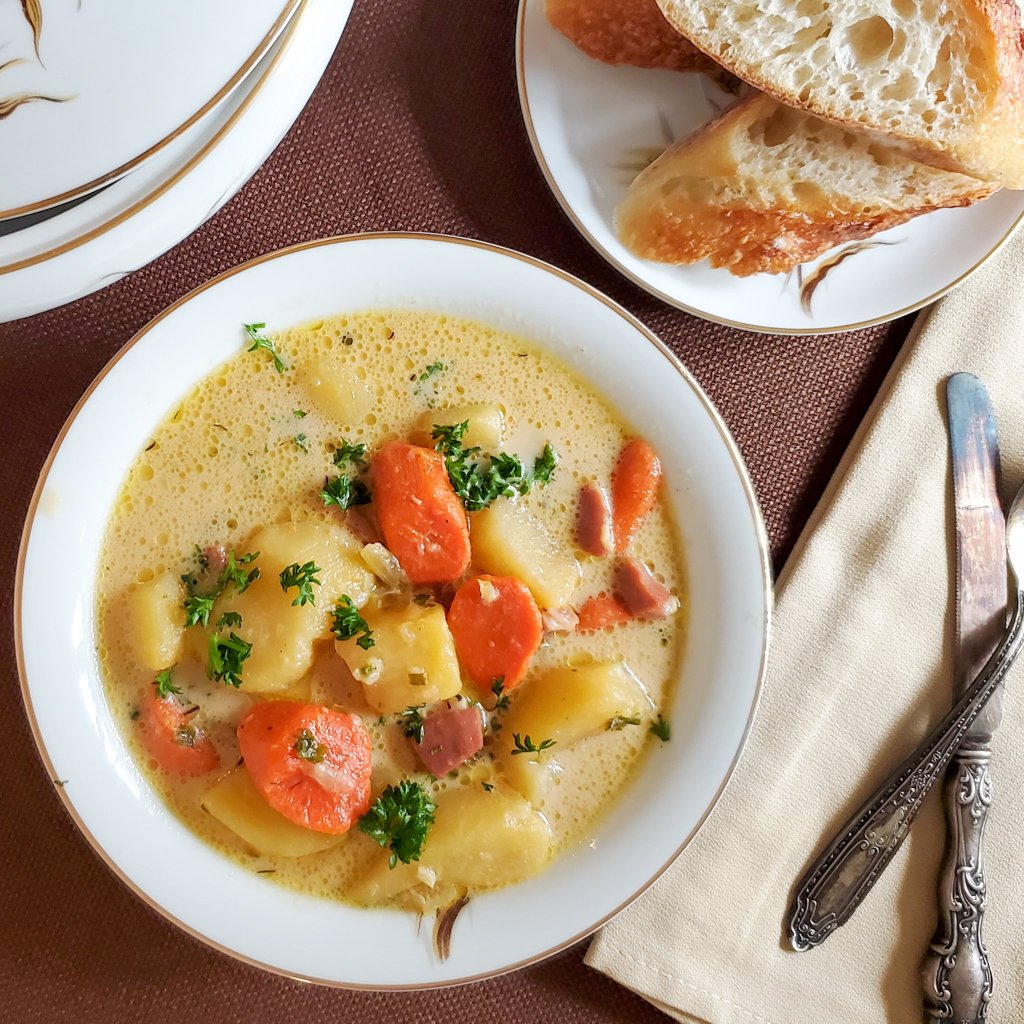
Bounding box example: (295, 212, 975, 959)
(0, 1, 912, 1020)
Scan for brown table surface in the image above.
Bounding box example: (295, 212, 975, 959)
(0, 1, 913, 1020)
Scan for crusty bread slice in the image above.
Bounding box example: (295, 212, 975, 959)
(655, 0, 1024, 187)
(615, 93, 997, 276)
(545, 0, 719, 72)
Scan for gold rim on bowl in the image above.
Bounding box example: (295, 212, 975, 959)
(14, 231, 773, 989)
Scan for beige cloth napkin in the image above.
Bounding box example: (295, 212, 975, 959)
(586, 228, 1024, 1024)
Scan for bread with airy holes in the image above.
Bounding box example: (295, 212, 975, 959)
(654, 0, 1024, 186)
(615, 93, 997, 275)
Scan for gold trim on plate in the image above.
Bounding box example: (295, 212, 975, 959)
(0, 0, 307, 275)
(514, 0, 1024, 336)
(0, 0, 302, 221)
(14, 232, 773, 989)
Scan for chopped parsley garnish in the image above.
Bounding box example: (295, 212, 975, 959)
(330, 596, 374, 649)
(294, 728, 327, 763)
(207, 631, 252, 689)
(153, 668, 181, 700)
(293, 409, 307, 419)
(398, 706, 426, 744)
(320, 474, 371, 510)
(491, 676, 509, 711)
(607, 715, 642, 731)
(332, 439, 368, 466)
(418, 361, 446, 382)
(432, 422, 558, 511)
(649, 716, 671, 742)
(219, 550, 261, 594)
(511, 733, 556, 757)
(184, 593, 216, 627)
(358, 781, 437, 869)
(216, 611, 243, 630)
(481, 781, 494, 792)
(279, 561, 321, 607)
(244, 322, 287, 373)
(294, 433, 309, 452)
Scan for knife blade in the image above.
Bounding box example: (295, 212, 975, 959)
(921, 372, 1007, 1023)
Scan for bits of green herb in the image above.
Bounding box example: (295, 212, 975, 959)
(511, 733, 556, 757)
(294, 728, 327, 763)
(293, 409, 307, 419)
(491, 676, 509, 711)
(397, 706, 426, 744)
(607, 715, 642, 731)
(357, 780, 437, 869)
(216, 611, 243, 630)
(294, 433, 310, 452)
(244, 322, 287, 373)
(184, 593, 217, 627)
(279, 561, 321, 607)
(332, 439, 368, 466)
(207, 631, 252, 689)
(320, 474, 371, 510)
(153, 668, 181, 700)
(330, 596, 374, 650)
(432, 422, 558, 512)
(649, 716, 671, 742)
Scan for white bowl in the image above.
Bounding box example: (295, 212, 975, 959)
(16, 234, 771, 988)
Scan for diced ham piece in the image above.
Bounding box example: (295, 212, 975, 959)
(542, 606, 580, 634)
(576, 481, 614, 557)
(344, 506, 381, 545)
(614, 557, 679, 620)
(414, 706, 484, 777)
(203, 545, 227, 573)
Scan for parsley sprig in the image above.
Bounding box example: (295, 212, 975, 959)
(320, 473, 371, 510)
(398, 706, 426, 744)
(331, 596, 374, 649)
(279, 561, 321, 607)
(649, 716, 671, 742)
(607, 715, 641, 731)
(358, 781, 436, 869)
(432, 422, 558, 512)
(244, 322, 287, 373)
(183, 550, 260, 626)
(207, 631, 252, 689)
(491, 676, 509, 711)
(294, 728, 327, 763)
(511, 733, 556, 758)
(333, 439, 368, 466)
(153, 668, 181, 700)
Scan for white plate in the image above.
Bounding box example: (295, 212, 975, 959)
(17, 234, 771, 988)
(516, 0, 1024, 334)
(0, 0, 352, 323)
(0, 0, 299, 218)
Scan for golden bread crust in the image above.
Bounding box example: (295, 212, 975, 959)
(545, 0, 719, 72)
(615, 95, 997, 276)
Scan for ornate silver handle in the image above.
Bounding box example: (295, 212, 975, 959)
(920, 748, 994, 1024)
(787, 592, 1024, 951)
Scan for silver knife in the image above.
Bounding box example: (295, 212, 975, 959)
(921, 372, 1007, 1024)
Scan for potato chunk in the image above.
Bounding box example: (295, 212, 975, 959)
(338, 602, 461, 713)
(215, 522, 374, 694)
(471, 499, 580, 608)
(350, 785, 551, 905)
(202, 768, 342, 857)
(298, 355, 374, 426)
(412, 403, 506, 449)
(126, 572, 186, 670)
(503, 661, 647, 752)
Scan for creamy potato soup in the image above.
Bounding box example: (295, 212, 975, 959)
(97, 311, 685, 917)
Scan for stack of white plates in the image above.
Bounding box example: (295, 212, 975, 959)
(0, 0, 354, 323)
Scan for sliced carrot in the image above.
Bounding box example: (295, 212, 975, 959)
(142, 692, 220, 776)
(576, 593, 634, 632)
(372, 440, 471, 585)
(237, 701, 372, 835)
(447, 575, 543, 692)
(611, 438, 662, 552)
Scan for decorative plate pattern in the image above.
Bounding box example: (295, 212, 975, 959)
(0, 0, 299, 218)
